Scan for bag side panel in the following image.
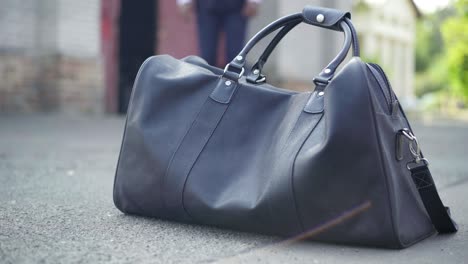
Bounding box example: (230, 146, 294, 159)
(293, 58, 399, 248)
(367, 72, 435, 247)
(113, 55, 220, 217)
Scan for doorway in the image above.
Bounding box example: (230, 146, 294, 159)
(118, 0, 156, 113)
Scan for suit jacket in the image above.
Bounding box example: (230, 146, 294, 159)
(197, 0, 246, 14)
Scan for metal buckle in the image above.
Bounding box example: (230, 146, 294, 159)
(396, 128, 429, 170)
(313, 76, 330, 86)
(223, 64, 245, 79)
(255, 75, 266, 83)
(407, 158, 429, 170)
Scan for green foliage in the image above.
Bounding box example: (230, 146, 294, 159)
(414, 56, 448, 97)
(415, 8, 454, 73)
(441, 0, 468, 101)
(415, 22, 429, 73)
(413, 1, 468, 102)
(353, 0, 370, 13)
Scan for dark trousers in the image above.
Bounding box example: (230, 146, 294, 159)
(196, 4, 247, 66)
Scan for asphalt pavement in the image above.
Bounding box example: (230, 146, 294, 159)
(1, 114, 467, 263)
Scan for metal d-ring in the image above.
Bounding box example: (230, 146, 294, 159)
(397, 128, 429, 170)
(401, 130, 421, 160)
(223, 64, 245, 79)
(409, 137, 421, 162)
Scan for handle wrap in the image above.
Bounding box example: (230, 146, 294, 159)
(302, 6, 351, 31)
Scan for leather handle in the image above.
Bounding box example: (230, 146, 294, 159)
(247, 17, 359, 84)
(246, 20, 300, 84)
(222, 12, 304, 78)
(222, 6, 359, 85)
(312, 20, 352, 85)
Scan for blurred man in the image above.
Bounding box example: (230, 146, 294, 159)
(177, 0, 260, 66)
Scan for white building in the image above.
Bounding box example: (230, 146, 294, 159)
(353, 0, 421, 106)
(249, 0, 420, 105)
(0, 0, 419, 113)
(0, 0, 102, 113)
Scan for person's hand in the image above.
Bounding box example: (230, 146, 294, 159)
(178, 2, 193, 22)
(242, 2, 259, 17)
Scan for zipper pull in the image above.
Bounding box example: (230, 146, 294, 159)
(395, 128, 407, 161)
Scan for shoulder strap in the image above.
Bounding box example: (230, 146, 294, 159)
(410, 165, 458, 233)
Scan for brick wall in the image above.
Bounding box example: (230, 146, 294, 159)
(0, 0, 104, 113)
(54, 55, 104, 113)
(56, 0, 100, 58)
(0, 53, 38, 112)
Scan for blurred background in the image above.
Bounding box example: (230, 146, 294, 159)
(1, 2, 468, 261)
(0, 0, 466, 116)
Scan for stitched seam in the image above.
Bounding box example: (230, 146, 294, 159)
(180, 83, 239, 222)
(413, 171, 433, 188)
(365, 62, 436, 247)
(113, 56, 155, 213)
(367, 64, 392, 112)
(272, 100, 312, 233)
(290, 113, 324, 233)
(180, 103, 230, 222)
(364, 62, 403, 247)
(417, 185, 435, 191)
(161, 96, 211, 217)
(282, 117, 303, 152)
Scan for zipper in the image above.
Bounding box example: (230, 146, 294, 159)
(366, 63, 396, 113)
(369, 63, 396, 103)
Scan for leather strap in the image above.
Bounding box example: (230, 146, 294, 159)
(162, 79, 235, 221)
(410, 165, 458, 233)
(264, 100, 324, 235)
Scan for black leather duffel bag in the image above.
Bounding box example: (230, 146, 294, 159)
(113, 6, 457, 248)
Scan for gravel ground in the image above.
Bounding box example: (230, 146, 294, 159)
(0, 114, 467, 263)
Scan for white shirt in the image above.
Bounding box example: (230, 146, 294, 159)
(177, 0, 261, 6)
